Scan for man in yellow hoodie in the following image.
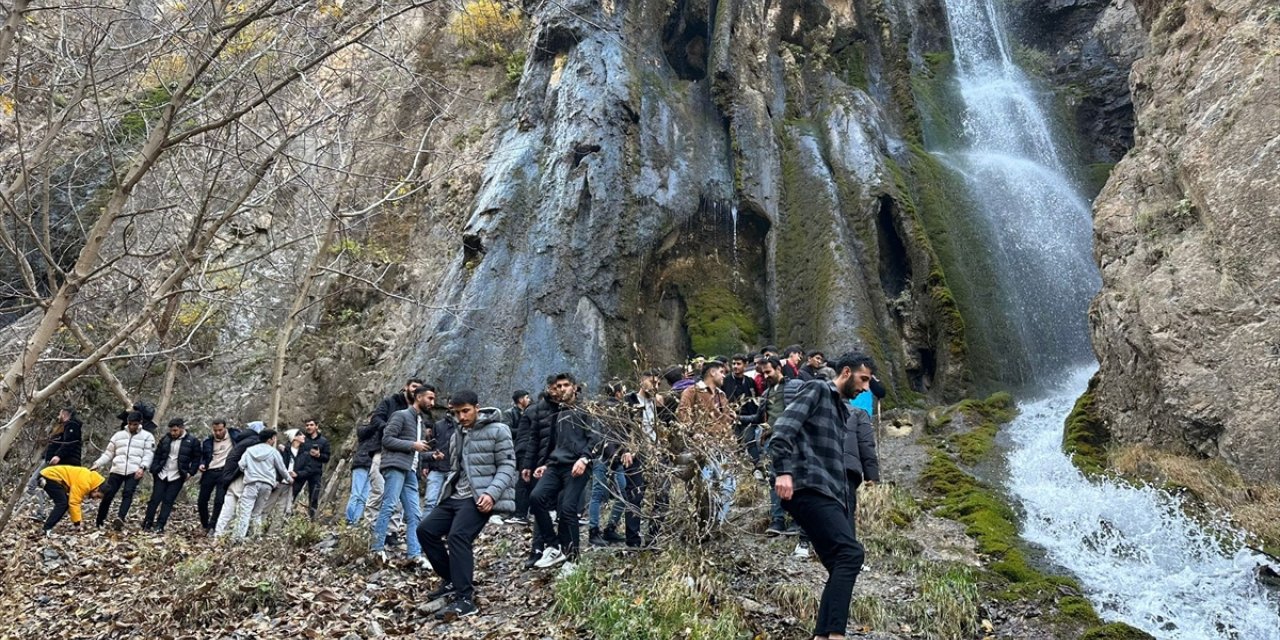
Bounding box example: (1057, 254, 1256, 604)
(39, 465, 105, 535)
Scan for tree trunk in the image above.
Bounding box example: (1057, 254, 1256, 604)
(267, 216, 339, 430)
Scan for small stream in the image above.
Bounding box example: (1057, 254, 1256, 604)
(1005, 368, 1280, 639)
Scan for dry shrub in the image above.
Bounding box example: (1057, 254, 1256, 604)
(1111, 444, 1280, 549)
(446, 0, 524, 64)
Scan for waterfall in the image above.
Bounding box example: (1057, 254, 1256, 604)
(940, 0, 1100, 385)
(935, 1, 1280, 637)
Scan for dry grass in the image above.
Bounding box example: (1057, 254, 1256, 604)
(1111, 444, 1280, 551)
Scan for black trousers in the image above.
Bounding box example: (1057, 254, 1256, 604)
(513, 474, 533, 519)
(783, 489, 865, 637)
(293, 473, 322, 520)
(96, 473, 140, 526)
(41, 480, 69, 531)
(531, 463, 589, 558)
(417, 497, 491, 600)
(143, 476, 186, 530)
(620, 458, 646, 546)
(198, 467, 230, 530)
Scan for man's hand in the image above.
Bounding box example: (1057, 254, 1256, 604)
(432, 451, 445, 460)
(476, 494, 494, 513)
(774, 474, 794, 501)
(309, 448, 321, 458)
(521, 469, 532, 482)
(290, 471, 298, 479)
(621, 453, 634, 468)
(133, 469, 144, 480)
(864, 480, 877, 488)
(198, 464, 207, 472)
(534, 465, 547, 479)
(49, 456, 60, 465)
(412, 440, 430, 452)
(572, 458, 588, 477)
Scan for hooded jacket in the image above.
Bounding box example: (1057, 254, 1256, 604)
(239, 442, 291, 487)
(149, 432, 202, 478)
(40, 465, 105, 524)
(43, 415, 83, 466)
(221, 431, 262, 487)
(93, 428, 156, 476)
(437, 408, 517, 513)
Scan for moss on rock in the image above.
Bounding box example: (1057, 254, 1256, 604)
(684, 285, 759, 357)
(1064, 375, 1110, 475)
(1080, 623, 1157, 640)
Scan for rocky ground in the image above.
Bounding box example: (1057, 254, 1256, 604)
(0, 407, 1104, 640)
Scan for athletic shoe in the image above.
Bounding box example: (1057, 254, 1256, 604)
(602, 528, 626, 544)
(425, 582, 456, 601)
(111, 517, 124, 532)
(436, 597, 477, 621)
(523, 551, 542, 570)
(765, 522, 786, 536)
(489, 516, 504, 526)
(792, 541, 810, 559)
(534, 546, 567, 569)
(783, 524, 802, 537)
(588, 528, 607, 547)
(505, 515, 530, 526)
(412, 555, 433, 571)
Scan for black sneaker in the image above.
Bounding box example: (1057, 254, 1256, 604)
(602, 528, 625, 544)
(111, 517, 125, 532)
(436, 597, 477, 621)
(765, 521, 786, 536)
(523, 550, 542, 570)
(588, 528, 607, 546)
(426, 582, 456, 602)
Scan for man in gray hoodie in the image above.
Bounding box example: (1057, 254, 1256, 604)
(233, 429, 291, 541)
(418, 390, 517, 622)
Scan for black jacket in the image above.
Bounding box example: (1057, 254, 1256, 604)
(722, 374, 757, 403)
(520, 396, 558, 470)
(544, 404, 604, 466)
(221, 432, 262, 486)
(200, 429, 243, 469)
(149, 433, 202, 478)
(293, 433, 331, 477)
(426, 414, 454, 473)
(352, 420, 381, 470)
(372, 392, 411, 432)
(43, 417, 83, 466)
(844, 407, 880, 485)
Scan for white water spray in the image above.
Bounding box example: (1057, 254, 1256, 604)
(1007, 369, 1280, 639)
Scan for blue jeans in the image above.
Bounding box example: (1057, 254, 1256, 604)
(701, 462, 737, 524)
(588, 461, 626, 529)
(345, 467, 372, 525)
(423, 470, 447, 518)
(371, 468, 421, 557)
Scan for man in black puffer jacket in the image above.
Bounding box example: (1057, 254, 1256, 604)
(292, 419, 331, 521)
(517, 379, 560, 568)
(142, 418, 202, 533)
(529, 373, 603, 569)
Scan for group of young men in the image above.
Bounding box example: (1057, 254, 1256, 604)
(29, 343, 880, 639)
(30, 404, 334, 541)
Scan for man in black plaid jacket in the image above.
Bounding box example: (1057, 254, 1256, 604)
(769, 352, 876, 640)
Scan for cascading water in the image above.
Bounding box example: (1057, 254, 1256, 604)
(939, 0, 1100, 384)
(934, 0, 1280, 637)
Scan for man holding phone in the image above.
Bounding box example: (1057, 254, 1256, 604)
(292, 419, 330, 521)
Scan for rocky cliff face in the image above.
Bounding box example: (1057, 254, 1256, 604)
(1090, 0, 1280, 481)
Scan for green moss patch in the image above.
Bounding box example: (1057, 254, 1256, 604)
(1063, 375, 1109, 476)
(948, 391, 1016, 464)
(1080, 623, 1157, 640)
(685, 285, 759, 357)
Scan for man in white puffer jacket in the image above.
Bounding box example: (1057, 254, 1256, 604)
(233, 429, 291, 541)
(92, 412, 156, 530)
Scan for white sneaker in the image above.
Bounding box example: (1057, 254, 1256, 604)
(792, 541, 810, 559)
(489, 516, 504, 526)
(413, 556, 433, 571)
(534, 546, 567, 569)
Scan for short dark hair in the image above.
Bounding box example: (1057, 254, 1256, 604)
(259, 429, 277, 442)
(807, 350, 824, 358)
(211, 418, 227, 426)
(701, 361, 726, 379)
(603, 380, 625, 396)
(545, 374, 558, 387)
(731, 354, 748, 363)
(305, 418, 318, 425)
(408, 377, 425, 386)
(450, 390, 480, 407)
(783, 344, 804, 358)
(167, 418, 185, 428)
(713, 355, 728, 364)
(762, 345, 778, 354)
(663, 365, 685, 386)
(414, 386, 435, 398)
(759, 356, 783, 370)
(420, 384, 437, 393)
(552, 372, 577, 384)
(512, 390, 530, 402)
(832, 352, 876, 376)
(126, 411, 143, 423)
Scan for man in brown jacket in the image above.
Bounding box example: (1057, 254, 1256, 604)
(677, 361, 737, 525)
